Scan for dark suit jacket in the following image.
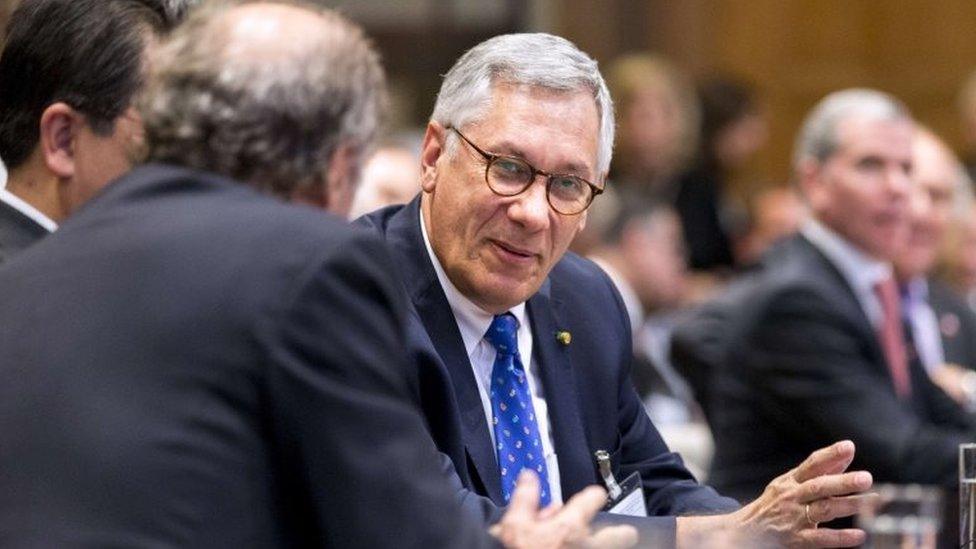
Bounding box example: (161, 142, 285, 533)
(0, 165, 496, 548)
(358, 198, 739, 543)
(928, 279, 976, 371)
(0, 198, 48, 264)
(687, 234, 976, 502)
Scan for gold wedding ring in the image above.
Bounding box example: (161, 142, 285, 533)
(804, 503, 818, 528)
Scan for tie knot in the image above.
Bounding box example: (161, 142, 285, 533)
(486, 313, 519, 357)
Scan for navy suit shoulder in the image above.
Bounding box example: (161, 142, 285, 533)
(0, 166, 495, 548)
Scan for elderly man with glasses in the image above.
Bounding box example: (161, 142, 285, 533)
(359, 33, 873, 548)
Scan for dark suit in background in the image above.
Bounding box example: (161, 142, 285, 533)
(928, 279, 976, 370)
(0, 199, 47, 264)
(0, 165, 495, 548)
(689, 234, 976, 502)
(359, 199, 739, 543)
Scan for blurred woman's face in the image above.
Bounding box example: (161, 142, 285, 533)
(713, 111, 768, 169)
(622, 87, 686, 177)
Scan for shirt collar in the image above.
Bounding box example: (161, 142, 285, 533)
(0, 187, 57, 232)
(420, 206, 527, 356)
(801, 217, 891, 292)
(902, 276, 929, 304)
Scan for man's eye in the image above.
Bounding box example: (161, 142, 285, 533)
(492, 158, 531, 180)
(550, 176, 586, 197)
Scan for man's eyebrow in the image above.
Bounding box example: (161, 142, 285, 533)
(487, 139, 594, 178)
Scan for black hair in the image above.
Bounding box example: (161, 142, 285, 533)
(0, 0, 172, 168)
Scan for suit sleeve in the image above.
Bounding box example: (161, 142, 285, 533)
(261, 230, 497, 548)
(740, 286, 973, 487)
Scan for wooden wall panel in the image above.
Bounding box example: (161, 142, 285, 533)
(553, 0, 976, 187)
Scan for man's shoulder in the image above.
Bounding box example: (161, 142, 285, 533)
(353, 201, 411, 237)
(95, 163, 356, 243)
(550, 250, 613, 288)
(0, 200, 48, 262)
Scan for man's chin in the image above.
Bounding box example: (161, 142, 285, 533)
(475, 277, 541, 313)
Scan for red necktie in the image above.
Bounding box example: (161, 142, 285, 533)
(873, 278, 912, 398)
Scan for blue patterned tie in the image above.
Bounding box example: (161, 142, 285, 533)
(485, 313, 552, 506)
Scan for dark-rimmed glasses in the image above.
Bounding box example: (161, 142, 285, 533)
(448, 127, 603, 215)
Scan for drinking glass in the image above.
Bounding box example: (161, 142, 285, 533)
(858, 484, 942, 549)
(961, 443, 976, 548)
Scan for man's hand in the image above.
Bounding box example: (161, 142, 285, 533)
(930, 363, 976, 408)
(677, 440, 873, 548)
(490, 471, 638, 549)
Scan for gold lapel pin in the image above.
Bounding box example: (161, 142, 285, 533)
(555, 330, 571, 346)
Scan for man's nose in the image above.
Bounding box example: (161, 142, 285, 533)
(507, 176, 550, 231)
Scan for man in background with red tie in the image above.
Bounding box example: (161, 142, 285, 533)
(698, 89, 976, 504)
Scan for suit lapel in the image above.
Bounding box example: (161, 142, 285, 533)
(795, 235, 915, 399)
(387, 199, 504, 503)
(794, 236, 887, 362)
(527, 280, 593, 501)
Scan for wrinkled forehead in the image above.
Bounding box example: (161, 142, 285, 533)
(477, 83, 601, 173)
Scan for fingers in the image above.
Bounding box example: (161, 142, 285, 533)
(555, 485, 609, 529)
(792, 441, 856, 483)
(797, 471, 873, 503)
(806, 493, 877, 524)
(538, 501, 564, 521)
(584, 525, 639, 549)
(506, 471, 541, 524)
(797, 527, 866, 548)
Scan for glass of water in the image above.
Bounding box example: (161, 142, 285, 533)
(858, 484, 942, 549)
(962, 443, 976, 549)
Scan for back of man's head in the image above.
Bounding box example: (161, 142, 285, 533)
(141, 0, 386, 215)
(0, 0, 176, 170)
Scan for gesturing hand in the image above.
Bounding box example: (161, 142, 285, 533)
(490, 471, 638, 549)
(732, 440, 874, 548)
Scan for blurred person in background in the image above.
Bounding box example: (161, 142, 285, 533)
(938, 203, 976, 312)
(895, 128, 976, 408)
(736, 185, 806, 266)
(680, 89, 976, 508)
(348, 132, 423, 219)
(605, 53, 699, 204)
(674, 75, 768, 273)
(586, 197, 714, 479)
(0, 0, 187, 264)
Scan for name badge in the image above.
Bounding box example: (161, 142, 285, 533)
(595, 450, 648, 517)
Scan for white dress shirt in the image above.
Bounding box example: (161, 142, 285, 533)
(420, 209, 563, 504)
(0, 187, 57, 232)
(801, 218, 891, 328)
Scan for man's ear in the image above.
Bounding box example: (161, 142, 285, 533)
(290, 143, 359, 217)
(420, 121, 446, 193)
(795, 158, 825, 210)
(38, 102, 81, 179)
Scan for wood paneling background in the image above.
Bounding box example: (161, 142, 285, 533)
(553, 0, 976, 187)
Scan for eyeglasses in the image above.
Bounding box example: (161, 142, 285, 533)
(448, 127, 603, 216)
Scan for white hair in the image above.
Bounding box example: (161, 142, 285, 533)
(793, 88, 912, 173)
(431, 33, 615, 176)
